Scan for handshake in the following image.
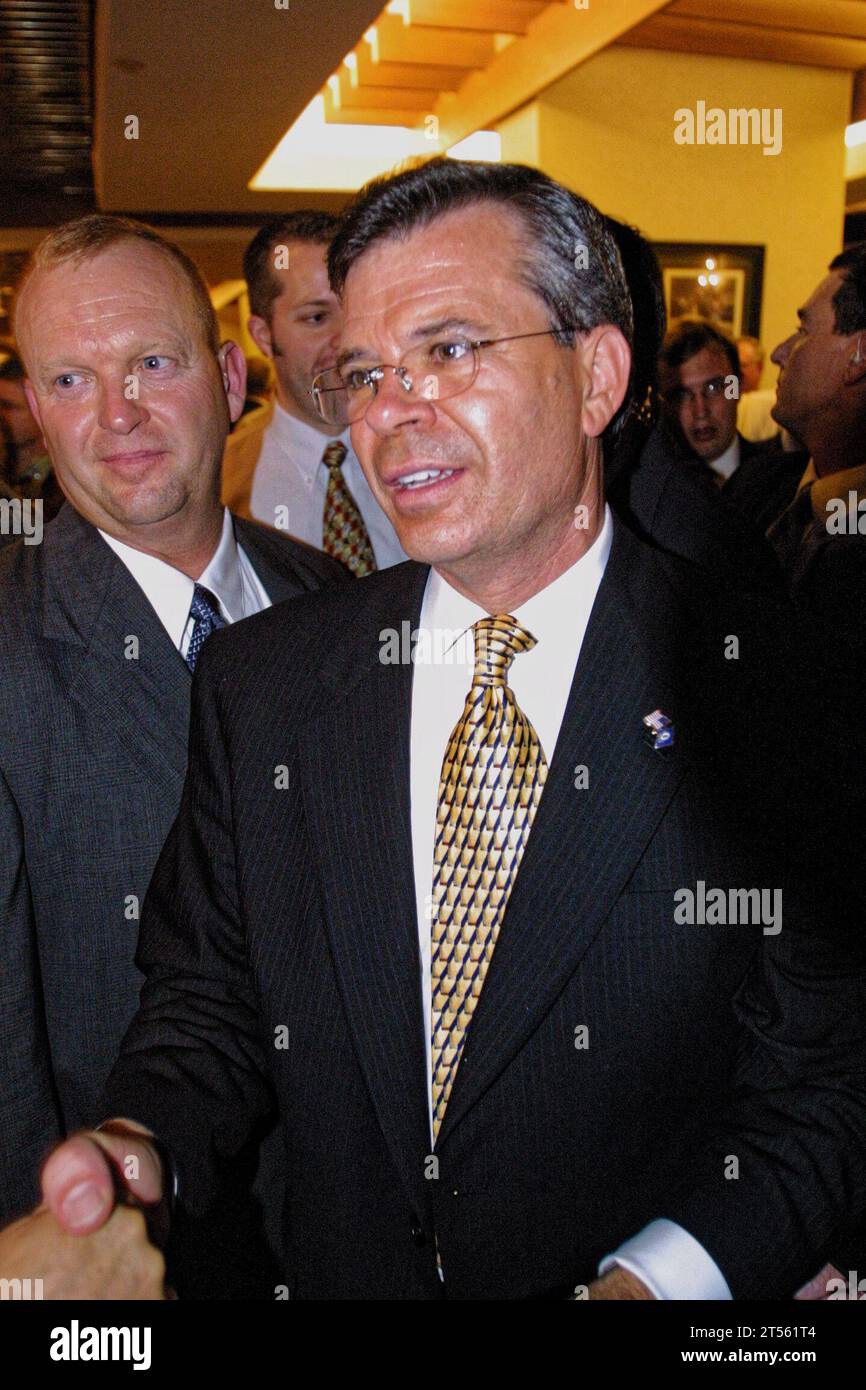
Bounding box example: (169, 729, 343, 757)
(1, 1119, 169, 1300)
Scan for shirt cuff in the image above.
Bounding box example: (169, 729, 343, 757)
(599, 1218, 733, 1300)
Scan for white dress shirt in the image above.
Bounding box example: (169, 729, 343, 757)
(707, 435, 741, 484)
(409, 504, 731, 1300)
(248, 401, 406, 569)
(98, 507, 271, 658)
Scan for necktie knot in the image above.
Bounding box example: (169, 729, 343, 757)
(189, 583, 223, 624)
(471, 615, 537, 687)
(322, 441, 348, 472)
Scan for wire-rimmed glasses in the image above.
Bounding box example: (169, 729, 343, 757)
(310, 326, 578, 427)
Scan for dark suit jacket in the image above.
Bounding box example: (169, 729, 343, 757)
(0, 502, 344, 1289)
(722, 447, 807, 533)
(610, 424, 784, 591)
(103, 517, 866, 1299)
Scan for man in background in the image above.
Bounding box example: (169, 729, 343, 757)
(0, 214, 343, 1295)
(0, 345, 63, 522)
(736, 334, 779, 444)
(766, 244, 866, 619)
(222, 212, 404, 574)
(658, 320, 761, 492)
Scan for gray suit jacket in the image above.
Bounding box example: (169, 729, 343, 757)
(0, 502, 344, 1255)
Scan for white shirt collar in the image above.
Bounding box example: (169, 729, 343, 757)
(270, 399, 351, 484)
(98, 507, 245, 650)
(707, 434, 741, 482)
(420, 504, 613, 659)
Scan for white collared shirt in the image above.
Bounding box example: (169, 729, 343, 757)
(409, 504, 731, 1300)
(248, 401, 406, 569)
(98, 507, 271, 659)
(707, 435, 741, 484)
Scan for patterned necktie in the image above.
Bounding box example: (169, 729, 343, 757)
(321, 440, 377, 577)
(430, 615, 548, 1140)
(185, 583, 226, 673)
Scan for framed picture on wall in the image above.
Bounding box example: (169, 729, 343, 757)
(652, 242, 765, 339)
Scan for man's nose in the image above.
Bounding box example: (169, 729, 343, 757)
(771, 336, 792, 368)
(97, 375, 149, 433)
(363, 365, 436, 433)
(691, 389, 711, 419)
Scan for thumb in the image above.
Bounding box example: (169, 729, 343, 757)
(41, 1134, 117, 1234)
(42, 1127, 163, 1235)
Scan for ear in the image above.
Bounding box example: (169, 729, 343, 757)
(23, 378, 44, 432)
(575, 325, 632, 439)
(218, 341, 247, 424)
(247, 314, 275, 361)
(846, 334, 866, 386)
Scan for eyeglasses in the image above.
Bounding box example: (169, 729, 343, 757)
(309, 325, 578, 427)
(662, 376, 732, 410)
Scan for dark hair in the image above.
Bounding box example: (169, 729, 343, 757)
(659, 318, 740, 377)
(601, 217, 665, 476)
(244, 212, 341, 320)
(328, 158, 633, 440)
(329, 159, 632, 342)
(830, 243, 866, 335)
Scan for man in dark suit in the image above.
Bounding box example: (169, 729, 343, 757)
(15, 163, 865, 1301)
(601, 221, 783, 592)
(657, 319, 765, 494)
(0, 215, 343, 1294)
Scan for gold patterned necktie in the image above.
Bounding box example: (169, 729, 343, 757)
(430, 615, 548, 1140)
(321, 440, 377, 577)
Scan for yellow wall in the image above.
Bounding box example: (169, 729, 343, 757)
(498, 47, 850, 387)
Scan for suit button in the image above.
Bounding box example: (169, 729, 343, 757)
(409, 1214, 426, 1246)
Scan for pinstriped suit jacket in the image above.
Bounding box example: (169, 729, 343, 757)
(104, 517, 866, 1299)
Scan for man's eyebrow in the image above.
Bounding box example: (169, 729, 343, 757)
(294, 298, 334, 311)
(336, 316, 490, 371)
(37, 337, 193, 376)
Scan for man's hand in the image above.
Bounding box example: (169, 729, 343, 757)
(0, 1117, 170, 1300)
(41, 1119, 166, 1239)
(0, 1203, 166, 1300)
(587, 1267, 655, 1299)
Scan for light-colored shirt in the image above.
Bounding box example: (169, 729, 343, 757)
(737, 388, 779, 444)
(409, 504, 731, 1300)
(707, 435, 741, 485)
(798, 457, 866, 521)
(98, 507, 271, 659)
(248, 401, 406, 569)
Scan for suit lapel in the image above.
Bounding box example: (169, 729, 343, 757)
(232, 515, 305, 604)
(298, 564, 434, 1210)
(437, 522, 690, 1145)
(41, 505, 191, 793)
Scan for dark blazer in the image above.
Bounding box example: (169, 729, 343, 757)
(722, 447, 807, 533)
(104, 518, 866, 1300)
(0, 502, 344, 1287)
(610, 424, 784, 590)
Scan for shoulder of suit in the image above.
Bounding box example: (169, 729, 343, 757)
(233, 514, 348, 590)
(0, 527, 44, 631)
(199, 557, 423, 669)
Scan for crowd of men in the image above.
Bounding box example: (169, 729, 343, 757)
(0, 157, 863, 1301)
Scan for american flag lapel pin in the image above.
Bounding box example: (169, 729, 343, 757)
(643, 709, 675, 751)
